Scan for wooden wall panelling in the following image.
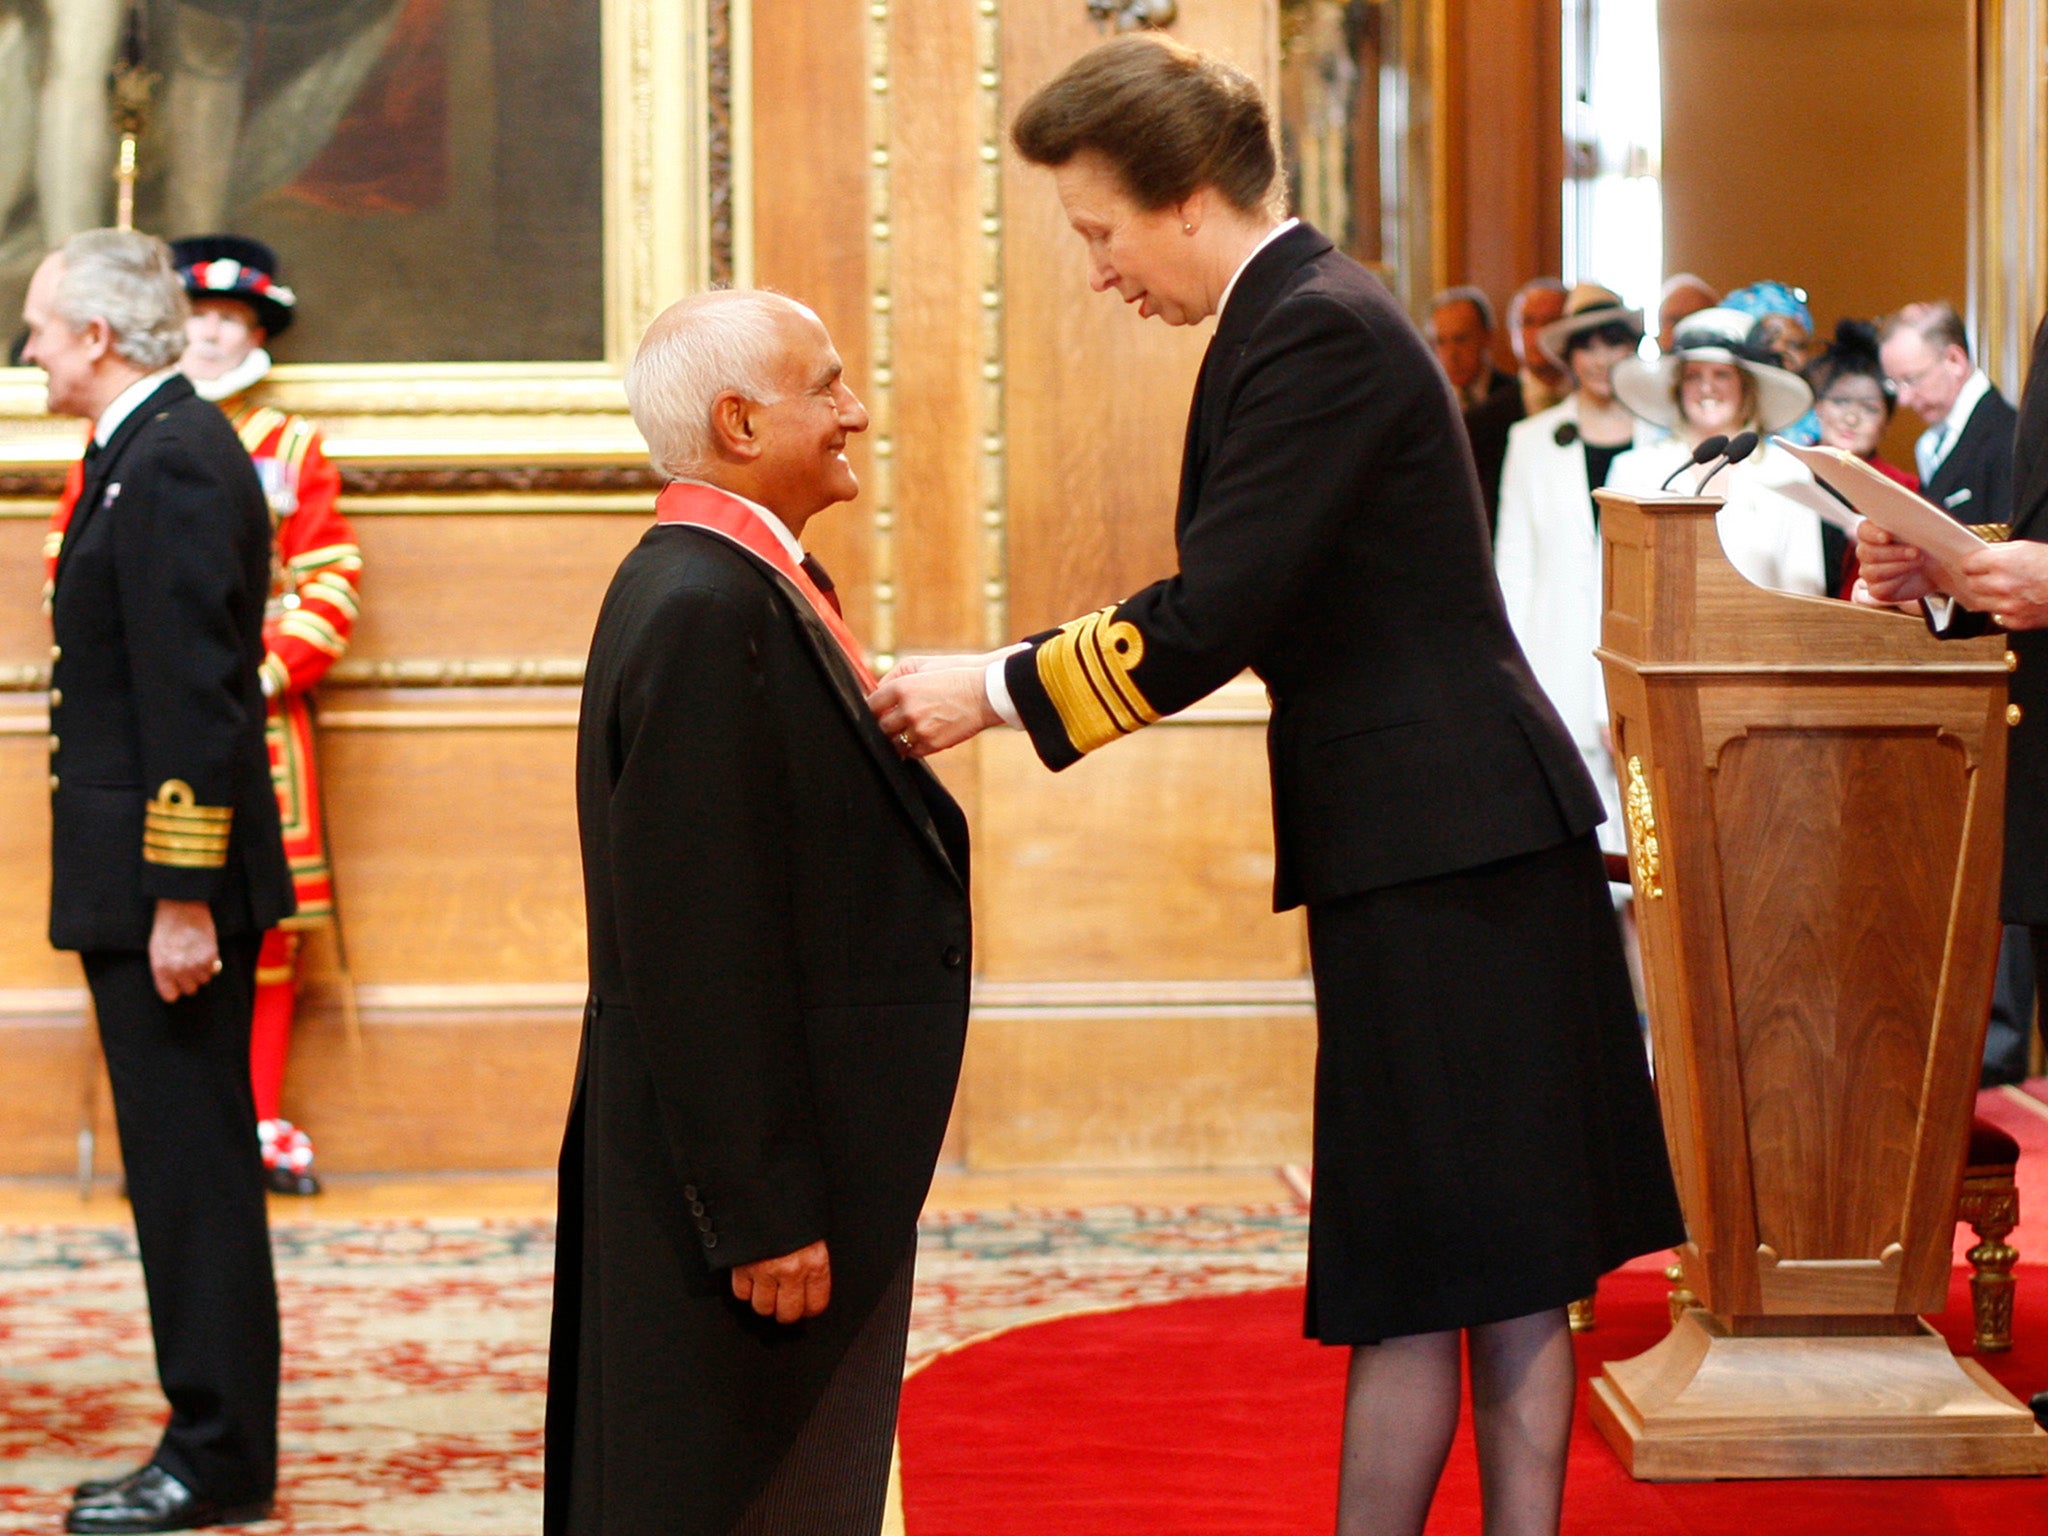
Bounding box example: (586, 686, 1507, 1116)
(279, 1000, 580, 1173)
(1660, 0, 1968, 440)
(960, 1006, 1315, 1168)
(342, 511, 650, 663)
(751, 0, 876, 641)
(972, 712, 1306, 981)
(1000, 1, 1275, 637)
(0, 516, 58, 673)
(309, 693, 585, 984)
(886, 0, 985, 652)
(0, 703, 72, 989)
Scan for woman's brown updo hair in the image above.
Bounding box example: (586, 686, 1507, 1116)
(1011, 34, 1279, 215)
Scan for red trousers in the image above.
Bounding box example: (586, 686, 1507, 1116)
(250, 930, 299, 1123)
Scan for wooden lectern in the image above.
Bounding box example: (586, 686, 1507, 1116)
(1587, 489, 2048, 1479)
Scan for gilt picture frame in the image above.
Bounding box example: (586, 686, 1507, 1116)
(0, 0, 745, 484)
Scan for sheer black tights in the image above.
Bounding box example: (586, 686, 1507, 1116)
(1335, 1306, 1575, 1536)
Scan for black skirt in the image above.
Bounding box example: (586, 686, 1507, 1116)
(1302, 833, 1685, 1344)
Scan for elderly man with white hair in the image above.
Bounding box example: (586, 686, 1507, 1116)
(544, 289, 972, 1536)
(22, 229, 291, 1534)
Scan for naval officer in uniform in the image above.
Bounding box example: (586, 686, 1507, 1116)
(870, 36, 1682, 1536)
(22, 229, 291, 1535)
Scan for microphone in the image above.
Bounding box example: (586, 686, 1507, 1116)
(1660, 434, 1729, 492)
(1690, 430, 1760, 494)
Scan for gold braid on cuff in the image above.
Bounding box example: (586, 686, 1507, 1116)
(143, 779, 233, 869)
(1034, 605, 1160, 756)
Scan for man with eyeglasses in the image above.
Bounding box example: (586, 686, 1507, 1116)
(1859, 314, 2048, 1432)
(1880, 301, 2017, 533)
(1877, 303, 2035, 1090)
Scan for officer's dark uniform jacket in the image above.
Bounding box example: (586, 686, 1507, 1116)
(48, 372, 293, 950)
(1001, 223, 1602, 910)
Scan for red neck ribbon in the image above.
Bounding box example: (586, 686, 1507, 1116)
(654, 481, 877, 692)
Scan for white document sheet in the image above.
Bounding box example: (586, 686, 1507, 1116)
(1772, 438, 1989, 584)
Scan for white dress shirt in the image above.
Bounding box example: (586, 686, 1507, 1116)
(985, 218, 1303, 728)
(93, 367, 181, 446)
(1917, 369, 1992, 483)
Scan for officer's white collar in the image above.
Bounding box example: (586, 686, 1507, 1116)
(93, 368, 181, 446)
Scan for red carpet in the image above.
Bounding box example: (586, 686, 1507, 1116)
(899, 1087, 2048, 1530)
(898, 1267, 2048, 1533)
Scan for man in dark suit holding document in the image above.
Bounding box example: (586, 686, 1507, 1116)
(1858, 314, 2048, 1423)
(1873, 302, 2035, 1078)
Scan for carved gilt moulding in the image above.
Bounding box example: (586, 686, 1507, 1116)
(0, 0, 741, 480)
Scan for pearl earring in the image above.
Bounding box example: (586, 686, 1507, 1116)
(1183, 222, 1194, 234)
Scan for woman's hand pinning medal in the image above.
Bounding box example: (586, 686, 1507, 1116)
(869, 652, 1004, 758)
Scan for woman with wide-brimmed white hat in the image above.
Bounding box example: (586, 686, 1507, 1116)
(1607, 307, 1828, 597)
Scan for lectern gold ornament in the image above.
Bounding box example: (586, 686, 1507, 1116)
(1588, 488, 2048, 1479)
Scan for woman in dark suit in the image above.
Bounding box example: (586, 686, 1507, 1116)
(869, 35, 1682, 1535)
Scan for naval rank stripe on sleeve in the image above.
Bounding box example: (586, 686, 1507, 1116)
(142, 779, 233, 869)
(1033, 605, 1161, 756)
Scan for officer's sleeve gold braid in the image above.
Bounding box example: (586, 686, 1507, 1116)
(1034, 605, 1161, 755)
(143, 780, 233, 869)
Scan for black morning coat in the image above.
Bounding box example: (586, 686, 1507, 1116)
(1930, 317, 2048, 924)
(1001, 223, 1603, 911)
(47, 372, 292, 951)
(1923, 379, 2019, 529)
(546, 523, 971, 1536)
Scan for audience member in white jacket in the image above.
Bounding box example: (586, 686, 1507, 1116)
(1494, 284, 1649, 853)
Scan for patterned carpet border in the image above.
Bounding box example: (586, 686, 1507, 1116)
(0, 1206, 1308, 1534)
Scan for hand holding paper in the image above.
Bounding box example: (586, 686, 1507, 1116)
(1776, 439, 1989, 590)
(1954, 540, 2048, 631)
(1854, 520, 1943, 608)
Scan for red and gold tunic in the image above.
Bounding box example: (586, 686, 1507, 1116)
(46, 395, 360, 928)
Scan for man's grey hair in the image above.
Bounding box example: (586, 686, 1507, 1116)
(56, 229, 189, 370)
(626, 289, 805, 480)
(1881, 300, 1971, 362)
(1426, 285, 1494, 336)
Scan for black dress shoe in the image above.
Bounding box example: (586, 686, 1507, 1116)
(2033, 1389, 2048, 1430)
(72, 1465, 149, 1501)
(65, 1466, 271, 1533)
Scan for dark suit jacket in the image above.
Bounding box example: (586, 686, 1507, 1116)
(1002, 224, 1602, 911)
(1463, 366, 1524, 537)
(1924, 380, 2018, 528)
(547, 523, 971, 1536)
(47, 373, 292, 952)
(1931, 324, 2048, 922)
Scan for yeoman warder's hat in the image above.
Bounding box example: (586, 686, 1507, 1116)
(169, 235, 296, 338)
